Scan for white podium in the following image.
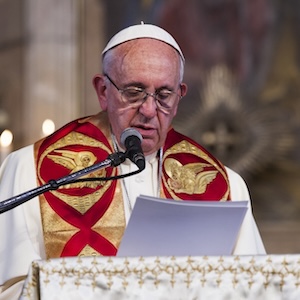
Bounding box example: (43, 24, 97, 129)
(20, 255, 300, 300)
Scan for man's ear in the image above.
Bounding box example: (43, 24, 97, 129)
(180, 82, 188, 98)
(172, 82, 188, 117)
(93, 74, 108, 111)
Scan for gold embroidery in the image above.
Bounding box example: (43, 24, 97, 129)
(21, 255, 300, 297)
(78, 245, 99, 257)
(163, 140, 229, 199)
(48, 149, 97, 172)
(164, 140, 215, 167)
(51, 189, 108, 214)
(37, 131, 112, 186)
(37, 131, 114, 213)
(37, 115, 127, 258)
(164, 158, 217, 194)
(48, 149, 106, 189)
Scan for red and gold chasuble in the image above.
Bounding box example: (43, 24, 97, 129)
(34, 112, 230, 259)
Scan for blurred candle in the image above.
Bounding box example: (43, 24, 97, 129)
(0, 129, 13, 164)
(42, 119, 55, 136)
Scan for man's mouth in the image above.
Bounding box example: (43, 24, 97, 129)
(133, 126, 156, 138)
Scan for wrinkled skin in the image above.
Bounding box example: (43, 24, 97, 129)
(93, 38, 187, 156)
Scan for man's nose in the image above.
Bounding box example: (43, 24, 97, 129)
(138, 94, 158, 118)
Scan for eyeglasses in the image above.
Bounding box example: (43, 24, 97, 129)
(104, 74, 182, 114)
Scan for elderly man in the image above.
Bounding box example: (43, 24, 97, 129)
(0, 23, 265, 299)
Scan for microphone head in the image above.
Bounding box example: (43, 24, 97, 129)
(120, 128, 143, 147)
(120, 128, 145, 170)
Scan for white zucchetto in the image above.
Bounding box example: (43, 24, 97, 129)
(102, 22, 184, 61)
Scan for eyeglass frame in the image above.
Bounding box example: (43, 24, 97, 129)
(104, 73, 183, 114)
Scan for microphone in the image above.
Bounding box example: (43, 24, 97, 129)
(121, 128, 145, 171)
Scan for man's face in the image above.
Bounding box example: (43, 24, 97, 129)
(93, 39, 187, 156)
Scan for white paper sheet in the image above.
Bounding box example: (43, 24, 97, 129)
(117, 195, 248, 257)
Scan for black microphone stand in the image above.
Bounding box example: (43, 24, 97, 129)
(0, 151, 126, 214)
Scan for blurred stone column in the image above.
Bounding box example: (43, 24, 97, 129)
(23, 0, 81, 144)
(78, 0, 105, 116)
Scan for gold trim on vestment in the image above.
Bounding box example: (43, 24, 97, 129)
(36, 113, 126, 258)
(163, 140, 230, 200)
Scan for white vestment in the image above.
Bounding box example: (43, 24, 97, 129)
(0, 145, 266, 299)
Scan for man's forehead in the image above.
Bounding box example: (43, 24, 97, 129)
(102, 23, 184, 62)
(110, 39, 181, 80)
(114, 38, 180, 58)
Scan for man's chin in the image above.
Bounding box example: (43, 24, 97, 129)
(142, 141, 160, 156)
